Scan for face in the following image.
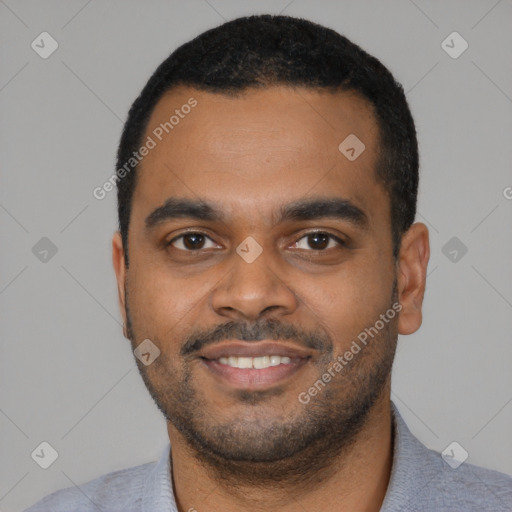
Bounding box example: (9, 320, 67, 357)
(113, 85, 428, 481)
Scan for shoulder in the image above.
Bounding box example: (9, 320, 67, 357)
(24, 460, 156, 512)
(387, 403, 512, 511)
(420, 444, 512, 511)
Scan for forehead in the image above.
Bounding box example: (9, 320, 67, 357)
(132, 85, 387, 230)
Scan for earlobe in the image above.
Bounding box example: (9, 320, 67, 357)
(112, 231, 127, 330)
(396, 223, 430, 336)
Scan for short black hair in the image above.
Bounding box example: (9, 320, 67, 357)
(116, 14, 418, 266)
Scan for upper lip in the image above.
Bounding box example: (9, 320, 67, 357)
(199, 341, 314, 360)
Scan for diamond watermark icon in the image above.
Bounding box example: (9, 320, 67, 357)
(442, 441, 468, 469)
(31, 441, 59, 469)
(32, 237, 58, 263)
(134, 339, 160, 366)
(338, 134, 365, 161)
(236, 236, 263, 263)
(442, 236, 468, 263)
(31, 32, 59, 59)
(441, 31, 468, 59)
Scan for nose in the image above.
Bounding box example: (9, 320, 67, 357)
(210, 240, 298, 322)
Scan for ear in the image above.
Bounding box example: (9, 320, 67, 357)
(112, 231, 128, 334)
(396, 222, 430, 335)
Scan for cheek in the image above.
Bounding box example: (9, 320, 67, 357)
(300, 256, 392, 346)
(126, 260, 192, 339)
(126, 256, 222, 344)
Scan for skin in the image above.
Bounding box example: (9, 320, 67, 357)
(112, 84, 430, 512)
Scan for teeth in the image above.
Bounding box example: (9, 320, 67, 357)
(253, 355, 270, 369)
(217, 355, 292, 369)
(238, 357, 252, 369)
(270, 355, 282, 366)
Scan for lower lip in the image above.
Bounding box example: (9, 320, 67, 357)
(201, 357, 310, 388)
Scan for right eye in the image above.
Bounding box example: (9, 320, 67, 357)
(167, 232, 219, 251)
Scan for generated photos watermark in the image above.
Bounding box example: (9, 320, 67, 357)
(298, 301, 402, 404)
(93, 97, 198, 200)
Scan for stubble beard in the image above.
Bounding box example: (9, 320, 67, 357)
(125, 283, 398, 489)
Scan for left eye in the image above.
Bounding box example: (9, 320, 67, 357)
(293, 232, 345, 251)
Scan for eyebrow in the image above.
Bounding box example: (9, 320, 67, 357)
(144, 196, 370, 232)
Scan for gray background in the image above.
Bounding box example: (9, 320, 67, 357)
(1, 0, 511, 510)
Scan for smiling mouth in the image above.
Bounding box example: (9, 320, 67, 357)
(200, 355, 311, 388)
(197, 340, 315, 388)
(211, 354, 295, 368)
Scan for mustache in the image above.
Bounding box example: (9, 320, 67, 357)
(180, 318, 332, 357)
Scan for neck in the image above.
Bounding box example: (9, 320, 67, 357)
(167, 392, 394, 512)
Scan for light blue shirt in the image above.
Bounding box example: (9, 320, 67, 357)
(25, 403, 512, 511)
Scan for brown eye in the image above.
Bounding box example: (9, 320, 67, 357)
(168, 232, 216, 251)
(294, 232, 345, 251)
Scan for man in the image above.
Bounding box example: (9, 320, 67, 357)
(26, 13, 511, 512)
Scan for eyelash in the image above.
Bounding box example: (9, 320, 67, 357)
(166, 231, 347, 252)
